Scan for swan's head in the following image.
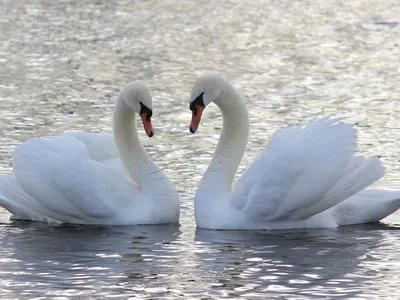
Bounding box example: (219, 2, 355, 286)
(122, 82, 154, 137)
(189, 74, 223, 133)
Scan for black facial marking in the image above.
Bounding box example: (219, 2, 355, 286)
(140, 101, 152, 122)
(189, 92, 205, 116)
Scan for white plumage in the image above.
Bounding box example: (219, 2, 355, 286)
(189, 74, 400, 230)
(0, 82, 179, 225)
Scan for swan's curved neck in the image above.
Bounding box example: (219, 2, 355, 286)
(200, 81, 249, 194)
(113, 94, 161, 190)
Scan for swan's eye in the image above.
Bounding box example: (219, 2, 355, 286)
(190, 92, 205, 113)
(139, 102, 152, 121)
(146, 109, 152, 122)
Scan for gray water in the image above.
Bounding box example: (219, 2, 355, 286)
(0, 0, 400, 298)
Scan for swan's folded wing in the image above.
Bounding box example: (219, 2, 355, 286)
(231, 117, 384, 222)
(11, 134, 139, 223)
(62, 131, 119, 162)
(62, 131, 129, 177)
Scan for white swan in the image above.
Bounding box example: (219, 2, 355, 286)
(0, 82, 179, 225)
(188, 74, 400, 230)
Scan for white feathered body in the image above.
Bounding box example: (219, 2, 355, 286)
(0, 132, 179, 225)
(195, 118, 400, 230)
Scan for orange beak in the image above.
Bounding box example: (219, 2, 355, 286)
(189, 105, 204, 133)
(140, 113, 154, 137)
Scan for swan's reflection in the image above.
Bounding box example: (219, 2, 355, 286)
(192, 224, 400, 298)
(0, 222, 181, 298)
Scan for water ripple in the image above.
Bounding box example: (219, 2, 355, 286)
(1, 0, 400, 298)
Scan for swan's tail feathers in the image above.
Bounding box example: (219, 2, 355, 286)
(0, 175, 81, 223)
(333, 189, 400, 225)
(0, 175, 51, 222)
(9, 135, 127, 223)
(292, 156, 385, 220)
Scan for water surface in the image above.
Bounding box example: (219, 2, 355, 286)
(0, 0, 400, 298)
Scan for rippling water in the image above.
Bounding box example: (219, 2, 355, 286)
(0, 0, 399, 298)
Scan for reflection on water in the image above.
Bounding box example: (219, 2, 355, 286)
(0, 0, 400, 298)
(195, 225, 400, 298)
(2, 222, 400, 298)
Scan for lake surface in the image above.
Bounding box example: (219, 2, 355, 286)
(0, 0, 399, 298)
